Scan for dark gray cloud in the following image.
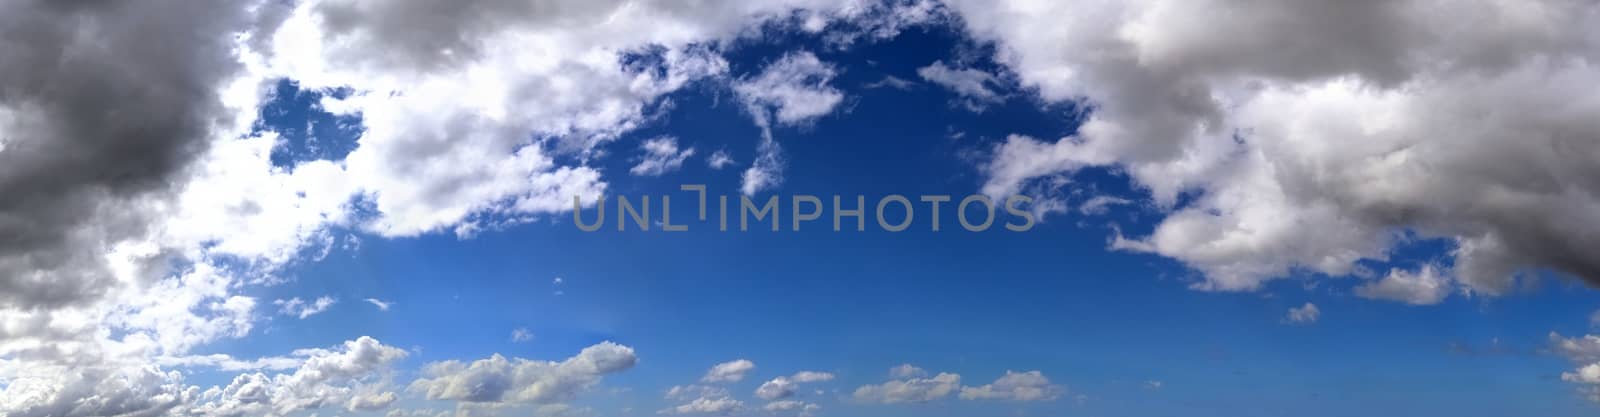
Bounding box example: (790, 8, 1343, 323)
(0, 0, 248, 308)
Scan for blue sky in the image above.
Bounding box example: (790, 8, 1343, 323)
(203, 19, 1598, 417)
(6, 2, 1600, 417)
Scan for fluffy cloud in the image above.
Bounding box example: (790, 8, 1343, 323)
(852, 367, 961, 404)
(409, 341, 636, 404)
(958, 370, 1063, 402)
(763, 400, 820, 416)
(1285, 302, 1321, 325)
(660, 395, 744, 415)
(631, 136, 697, 176)
(888, 364, 927, 379)
(755, 371, 833, 400)
(188, 336, 410, 417)
(702, 359, 758, 383)
(0, 0, 248, 310)
(0, 1, 902, 414)
(961, 0, 1600, 296)
(733, 51, 845, 195)
(1354, 266, 1453, 305)
(0, 336, 407, 417)
(0, 365, 191, 417)
(1551, 332, 1600, 401)
(274, 296, 337, 319)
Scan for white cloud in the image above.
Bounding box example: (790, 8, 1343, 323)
(348, 391, 399, 412)
(702, 359, 757, 383)
(275, 296, 337, 319)
(660, 395, 743, 415)
(1551, 332, 1600, 401)
(733, 51, 845, 195)
(1354, 265, 1453, 305)
(1552, 332, 1600, 364)
(864, 75, 917, 90)
(511, 328, 535, 343)
(735, 51, 847, 126)
(707, 150, 736, 170)
(364, 298, 393, 311)
(763, 400, 820, 416)
(409, 341, 637, 404)
(1078, 195, 1133, 216)
(0, 2, 940, 416)
(958, 370, 1063, 402)
(789, 371, 835, 383)
(666, 385, 730, 401)
(1566, 364, 1600, 384)
(631, 136, 697, 176)
(960, 0, 1600, 295)
(917, 60, 1003, 110)
(756, 371, 835, 400)
(756, 378, 799, 401)
(1285, 303, 1320, 325)
(888, 364, 927, 379)
(852, 371, 960, 404)
(186, 336, 410, 417)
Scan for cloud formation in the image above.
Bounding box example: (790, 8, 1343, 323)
(958, 370, 1063, 401)
(275, 296, 336, 319)
(917, 60, 1004, 110)
(1285, 302, 1321, 325)
(409, 341, 637, 404)
(853, 367, 961, 404)
(631, 136, 697, 176)
(733, 51, 845, 195)
(963, 0, 1600, 296)
(702, 359, 758, 383)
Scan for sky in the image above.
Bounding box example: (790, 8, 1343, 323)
(4, 1, 1600, 417)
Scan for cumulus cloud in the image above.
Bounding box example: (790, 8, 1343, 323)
(511, 328, 535, 343)
(660, 395, 744, 415)
(1551, 332, 1600, 401)
(1285, 303, 1321, 325)
(631, 136, 697, 176)
(0, 0, 248, 310)
(755, 371, 833, 400)
(0, 1, 893, 414)
(409, 341, 636, 404)
(0, 365, 191, 417)
(275, 296, 337, 319)
(852, 369, 960, 404)
(958, 370, 1063, 402)
(888, 364, 927, 379)
(186, 336, 409, 417)
(1355, 265, 1453, 305)
(962, 0, 1600, 296)
(763, 400, 820, 416)
(733, 51, 845, 195)
(702, 359, 757, 383)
